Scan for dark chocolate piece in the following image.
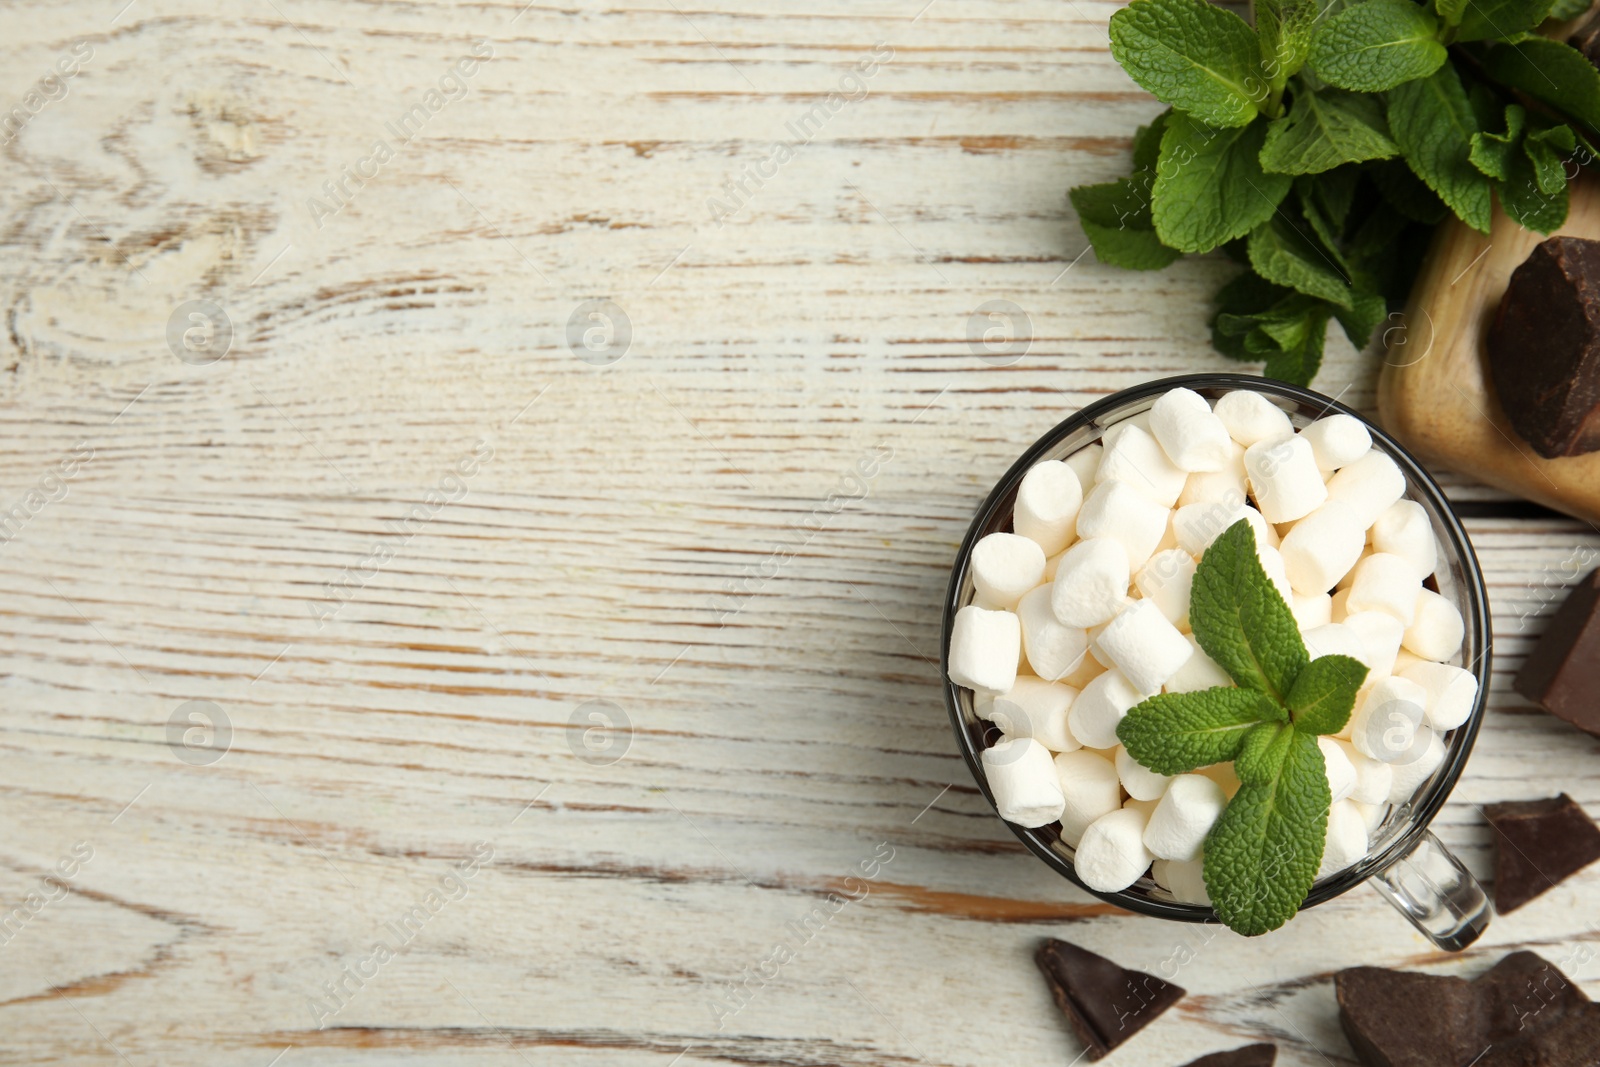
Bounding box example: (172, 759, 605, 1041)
(1474, 950, 1591, 1044)
(1487, 236, 1600, 458)
(1178, 1045, 1277, 1067)
(1478, 1002, 1600, 1067)
(1514, 567, 1600, 739)
(1336, 966, 1483, 1067)
(1485, 795, 1600, 914)
(1034, 938, 1185, 1060)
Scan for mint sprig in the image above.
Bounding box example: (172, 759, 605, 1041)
(1073, 0, 1600, 386)
(1116, 520, 1369, 936)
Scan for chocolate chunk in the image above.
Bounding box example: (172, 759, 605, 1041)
(1479, 1002, 1600, 1067)
(1034, 938, 1184, 1060)
(1487, 236, 1600, 458)
(1514, 567, 1600, 739)
(1474, 951, 1591, 1044)
(1178, 1045, 1277, 1067)
(1336, 966, 1484, 1067)
(1484, 795, 1600, 914)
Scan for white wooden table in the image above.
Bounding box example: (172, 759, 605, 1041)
(2, 2, 1597, 1064)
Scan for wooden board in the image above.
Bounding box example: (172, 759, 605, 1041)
(0, 2, 1598, 1065)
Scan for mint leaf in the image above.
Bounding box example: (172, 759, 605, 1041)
(1189, 519, 1310, 703)
(1233, 720, 1289, 784)
(1071, 179, 1185, 270)
(1287, 653, 1368, 734)
(1309, 0, 1447, 93)
(1548, 0, 1591, 17)
(1110, 0, 1264, 128)
(1468, 104, 1526, 181)
(1258, 0, 1321, 87)
(1203, 726, 1331, 935)
(1255, 298, 1331, 384)
(1333, 289, 1389, 350)
(1133, 109, 1173, 173)
(1435, 0, 1469, 27)
(1525, 124, 1577, 197)
(1386, 65, 1493, 234)
(1454, 0, 1555, 43)
(1117, 687, 1286, 775)
(1248, 211, 1355, 308)
(1211, 272, 1295, 359)
(1469, 106, 1570, 234)
(1370, 157, 1449, 223)
(1481, 38, 1600, 131)
(1261, 89, 1400, 174)
(1153, 114, 1292, 253)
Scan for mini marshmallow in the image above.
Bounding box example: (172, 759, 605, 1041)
(1386, 728, 1445, 804)
(1074, 806, 1155, 893)
(1346, 553, 1424, 626)
(1172, 496, 1276, 555)
(1096, 600, 1194, 694)
(970, 532, 1047, 609)
(1153, 857, 1211, 905)
(1043, 550, 1065, 582)
(1055, 749, 1123, 846)
(1392, 648, 1425, 676)
(982, 737, 1066, 827)
(1197, 760, 1241, 799)
(1244, 435, 1328, 523)
(1069, 668, 1144, 749)
(1279, 500, 1366, 595)
(1123, 796, 1160, 820)
(1135, 548, 1196, 631)
(1063, 443, 1103, 493)
(1097, 424, 1188, 507)
(1319, 736, 1357, 803)
(1099, 412, 1154, 454)
(1400, 660, 1479, 730)
(1019, 585, 1092, 682)
(1292, 591, 1333, 630)
(1115, 744, 1174, 802)
(1164, 635, 1231, 693)
(1300, 414, 1372, 472)
(1258, 544, 1293, 605)
(1371, 499, 1437, 578)
(1327, 450, 1406, 529)
(1214, 390, 1294, 447)
(948, 605, 1021, 693)
(1304, 622, 1368, 665)
(1086, 621, 1114, 671)
(1150, 388, 1233, 472)
(1143, 773, 1227, 862)
(1351, 799, 1388, 833)
(1344, 610, 1405, 677)
(1051, 538, 1131, 628)
(1318, 801, 1371, 878)
(1061, 656, 1105, 690)
(1350, 675, 1429, 762)
(1178, 442, 1249, 508)
(1338, 740, 1394, 805)
(990, 676, 1080, 753)
(1402, 590, 1464, 662)
(1013, 461, 1083, 557)
(1076, 479, 1170, 571)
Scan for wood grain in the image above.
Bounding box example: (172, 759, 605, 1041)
(0, 2, 1597, 1066)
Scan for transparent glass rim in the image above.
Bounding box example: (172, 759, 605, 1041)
(940, 372, 1491, 923)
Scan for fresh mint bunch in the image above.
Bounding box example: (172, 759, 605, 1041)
(1115, 519, 1369, 936)
(1073, 0, 1600, 385)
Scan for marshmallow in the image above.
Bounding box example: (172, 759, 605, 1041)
(1054, 749, 1123, 846)
(1371, 499, 1437, 578)
(1279, 500, 1366, 595)
(1076, 479, 1170, 571)
(1014, 461, 1083, 557)
(1319, 736, 1357, 803)
(1346, 553, 1424, 626)
(982, 737, 1066, 827)
(1123, 796, 1160, 820)
(1063, 443, 1102, 493)
(1099, 412, 1153, 453)
(1400, 660, 1479, 730)
(1326, 450, 1406, 529)
(1152, 857, 1211, 904)
(1304, 622, 1366, 663)
(1115, 744, 1174, 802)
(1172, 496, 1276, 556)
(1150, 388, 1233, 472)
(948, 605, 1021, 692)
(1197, 760, 1241, 799)
(1402, 590, 1464, 662)
(1043, 550, 1065, 582)
(1318, 800, 1371, 878)
(990, 676, 1080, 752)
(1051, 537, 1131, 628)
(1214, 390, 1294, 447)
(1164, 635, 1231, 693)
(1386, 728, 1446, 804)
(1299, 414, 1372, 472)
(1143, 773, 1226, 861)
(1086, 621, 1114, 670)
(1019, 585, 1092, 682)
(1350, 799, 1388, 834)
(1338, 740, 1395, 805)
(1061, 656, 1105, 690)
(1074, 806, 1155, 893)
(1244, 435, 1328, 523)
(1345, 610, 1405, 677)
(1292, 591, 1333, 630)
(1069, 668, 1144, 749)
(1391, 648, 1425, 676)
(1097, 424, 1188, 507)
(1258, 544, 1293, 604)
(1134, 548, 1196, 631)
(1178, 442, 1249, 508)
(1097, 600, 1194, 694)
(1350, 675, 1429, 762)
(970, 532, 1047, 609)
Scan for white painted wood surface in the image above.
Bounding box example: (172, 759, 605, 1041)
(1, 2, 1597, 1064)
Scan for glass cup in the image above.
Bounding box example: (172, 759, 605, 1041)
(941, 373, 1493, 950)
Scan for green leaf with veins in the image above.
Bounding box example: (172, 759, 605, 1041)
(1287, 653, 1369, 734)
(1249, 211, 1355, 308)
(1071, 179, 1185, 270)
(1310, 0, 1447, 93)
(1110, 0, 1265, 128)
(1153, 114, 1292, 253)
(1386, 65, 1493, 234)
(1188, 519, 1310, 703)
(1453, 0, 1555, 43)
(1261, 89, 1400, 175)
(1117, 687, 1287, 775)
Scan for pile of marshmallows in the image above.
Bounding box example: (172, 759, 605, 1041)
(948, 388, 1479, 902)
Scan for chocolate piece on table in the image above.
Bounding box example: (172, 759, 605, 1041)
(1514, 567, 1600, 739)
(1486, 236, 1600, 458)
(1178, 1044, 1276, 1067)
(1336, 966, 1484, 1067)
(1478, 1002, 1600, 1067)
(1484, 795, 1600, 914)
(1473, 950, 1590, 1043)
(1034, 938, 1184, 1060)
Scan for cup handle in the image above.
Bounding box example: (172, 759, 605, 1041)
(1369, 830, 1493, 952)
